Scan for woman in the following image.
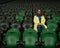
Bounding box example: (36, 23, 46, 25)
(33, 9, 47, 32)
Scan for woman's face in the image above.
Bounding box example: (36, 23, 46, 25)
(37, 10, 41, 14)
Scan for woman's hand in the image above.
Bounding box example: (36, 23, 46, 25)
(38, 23, 40, 25)
(38, 23, 41, 25)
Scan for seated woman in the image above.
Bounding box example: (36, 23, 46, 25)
(33, 9, 47, 38)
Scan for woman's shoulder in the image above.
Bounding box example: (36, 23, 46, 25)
(34, 15, 38, 19)
(41, 15, 45, 18)
(34, 15, 37, 17)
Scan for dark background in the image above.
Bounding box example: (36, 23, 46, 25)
(0, 0, 60, 4)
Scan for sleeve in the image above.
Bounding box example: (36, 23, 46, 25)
(33, 16, 40, 24)
(41, 16, 46, 24)
(41, 16, 47, 28)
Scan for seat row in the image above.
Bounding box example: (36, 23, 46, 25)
(0, 27, 60, 48)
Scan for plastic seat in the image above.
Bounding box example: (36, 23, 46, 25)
(25, 10, 32, 17)
(11, 23, 21, 29)
(16, 10, 25, 22)
(6, 16, 15, 23)
(41, 29, 57, 48)
(47, 17, 58, 25)
(0, 23, 9, 31)
(45, 9, 51, 15)
(3, 28, 21, 48)
(47, 20, 56, 24)
(23, 28, 37, 48)
(24, 17, 32, 21)
(47, 23, 57, 31)
(52, 14, 60, 21)
(23, 20, 33, 30)
(47, 20, 57, 31)
(23, 23, 32, 30)
(52, 16, 60, 22)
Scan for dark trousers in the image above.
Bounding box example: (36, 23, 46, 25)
(37, 25, 44, 41)
(37, 25, 44, 32)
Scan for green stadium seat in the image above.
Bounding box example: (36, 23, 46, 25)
(45, 9, 51, 15)
(47, 23, 57, 31)
(23, 28, 37, 48)
(3, 28, 21, 48)
(41, 29, 57, 48)
(47, 20, 56, 24)
(47, 17, 58, 24)
(52, 16, 60, 22)
(16, 10, 25, 22)
(47, 18, 58, 32)
(52, 14, 60, 20)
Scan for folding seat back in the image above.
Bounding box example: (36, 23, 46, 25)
(41, 29, 57, 48)
(52, 16, 60, 22)
(23, 20, 33, 30)
(47, 20, 56, 24)
(45, 9, 51, 15)
(47, 23, 57, 32)
(23, 28, 37, 48)
(16, 10, 25, 22)
(4, 28, 20, 48)
(47, 20, 57, 32)
(19, 10, 25, 17)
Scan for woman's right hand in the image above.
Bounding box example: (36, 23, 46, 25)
(38, 23, 41, 25)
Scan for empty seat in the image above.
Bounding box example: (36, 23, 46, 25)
(47, 23, 57, 31)
(24, 17, 32, 21)
(52, 16, 60, 22)
(47, 15, 59, 24)
(11, 23, 21, 29)
(23, 23, 32, 30)
(25, 10, 32, 17)
(15, 10, 25, 22)
(23, 28, 37, 48)
(45, 9, 51, 15)
(47, 20, 56, 24)
(45, 15, 52, 20)
(47, 20, 57, 30)
(0, 23, 9, 31)
(41, 29, 57, 48)
(23, 20, 33, 30)
(3, 28, 21, 48)
(6, 16, 15, 23)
